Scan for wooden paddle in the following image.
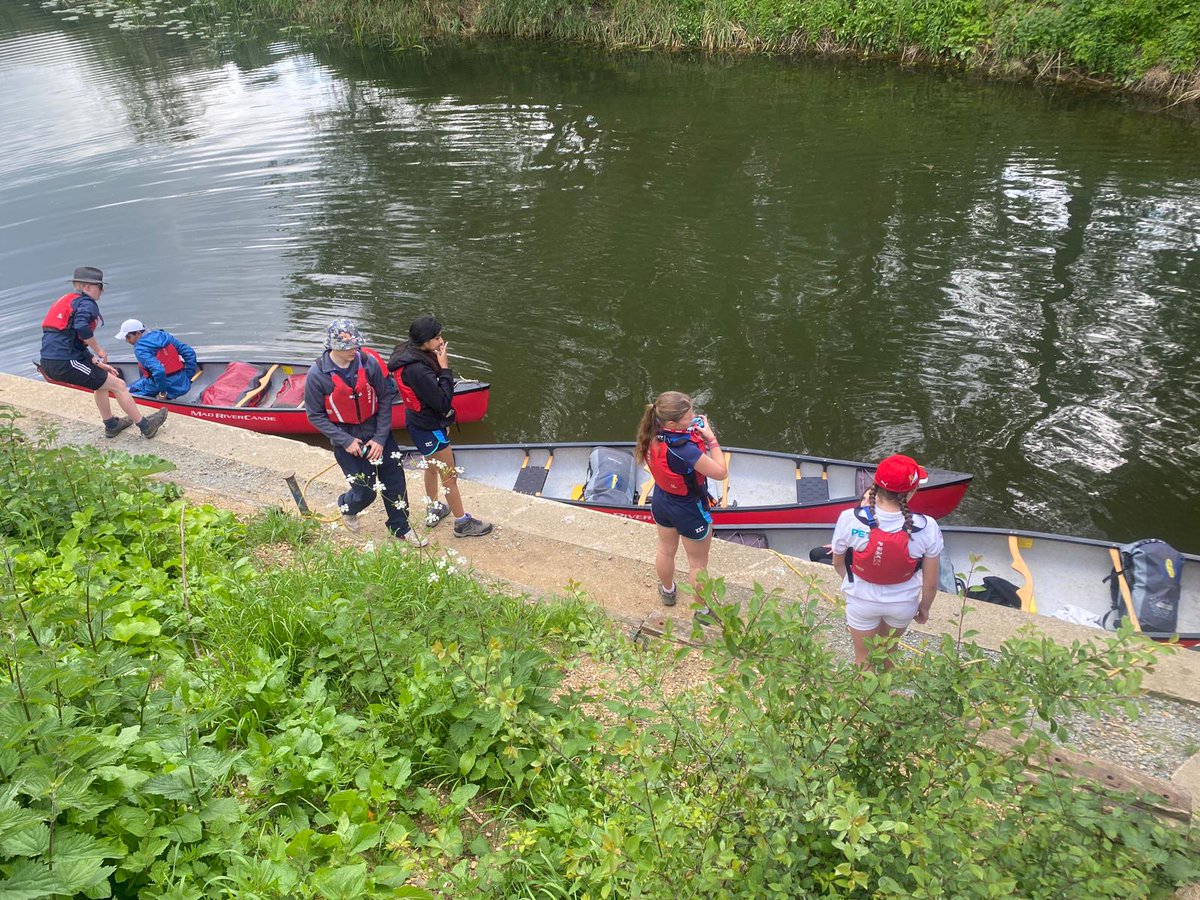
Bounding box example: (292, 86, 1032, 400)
(1108, 547, 1142, 631)
(1007, 535, 1037, 614)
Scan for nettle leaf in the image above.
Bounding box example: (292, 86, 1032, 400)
(394, 887, 436, 899)
(0, 857, 60, 900)
(141, 772, 195, 801)
(0, 823, 50, 857)
(107, 806, 155, 838)
(166, 812, 203, 843)
(48, 858, 115, 895)
(0, 805, 42, 840)
(110, 616, 161, 643)
(311, 862, 368, 900)
(198, 797, 241, 827)
(449, 783, 480, 807)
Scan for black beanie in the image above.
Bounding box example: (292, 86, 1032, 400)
(409, 315, 443, 345)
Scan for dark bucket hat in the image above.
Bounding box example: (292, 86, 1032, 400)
(71, 266, 107, 285)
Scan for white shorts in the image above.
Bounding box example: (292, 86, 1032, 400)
(845, 595, 919, 632)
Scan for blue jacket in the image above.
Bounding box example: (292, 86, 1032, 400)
(127, 329, 198, 399)
(40, 293, 102, 362)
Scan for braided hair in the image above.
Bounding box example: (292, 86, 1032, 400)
(865, 485, 916, 534)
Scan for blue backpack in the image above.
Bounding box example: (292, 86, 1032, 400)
(1104, 539, 1183, 634)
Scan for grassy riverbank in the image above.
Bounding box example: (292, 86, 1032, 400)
(2, 406, 1199, 897)
(239, 0, 1200, 102)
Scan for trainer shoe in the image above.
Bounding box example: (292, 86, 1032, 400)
(425, 502, 451, 528)
(453, 515, 493, 538)
(103, 416, 134, 439)
(138, 408, 168, 439)
(693, 606, 716, 626)
(341, 513, 362, 533)
(399, 528, 429, 548)
(659, 584, 677, 607)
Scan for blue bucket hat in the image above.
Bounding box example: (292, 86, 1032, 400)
(325, 318, 364, 350)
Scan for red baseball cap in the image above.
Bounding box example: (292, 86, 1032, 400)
(874, 454, 928, 494)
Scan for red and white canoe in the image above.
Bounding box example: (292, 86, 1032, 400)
(35, 359, 490, 435)
(449, 442, 972, 526)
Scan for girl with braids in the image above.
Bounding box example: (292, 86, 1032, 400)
(830, 454, 943, 668)
(636, 391, 728, 621)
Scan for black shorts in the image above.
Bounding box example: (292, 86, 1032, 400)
(40, 357, 108, 391)
(651, 489, 713, 541)
(408, 424, 451, 457)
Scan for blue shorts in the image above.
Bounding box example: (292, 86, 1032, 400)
(408, 424, 450, 457)
(651, 490, 712, 541)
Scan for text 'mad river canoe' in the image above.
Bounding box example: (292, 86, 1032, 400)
(35, 359, 490, 435)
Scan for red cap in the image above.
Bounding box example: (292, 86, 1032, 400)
(874, 454, 928, 494)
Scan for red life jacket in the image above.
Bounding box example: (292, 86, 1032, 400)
(647, 431, 708, 497)
(390, 363, 424, 413)
(322, 353, 378, 424)
(42, 292, 97, 332)
(847, 507, 925, 585)
(137, 342, 185, 378)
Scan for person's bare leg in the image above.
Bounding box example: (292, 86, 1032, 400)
(429, 446, 465, 517)
(655, 525, 680, 589)
(680, 533, 713, 597)
(95, 375, 143, 422)
(849, 623, 907, 669)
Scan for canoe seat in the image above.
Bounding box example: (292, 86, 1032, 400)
(796, 476, 830, 504)
(514, 466, 550, 496)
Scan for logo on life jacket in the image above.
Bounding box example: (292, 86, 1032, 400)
(648, 431, 708, 497)
(137, 342, 185, 378)
(847, 507, 925, 585)
(42, 292, 99, 333)
(323, 352, 378, 424)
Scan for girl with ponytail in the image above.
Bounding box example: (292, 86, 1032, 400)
(830, 454, 943, 668)
(638, 391, 728, 622)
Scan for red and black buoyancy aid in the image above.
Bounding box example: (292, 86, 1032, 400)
(137, 342, 185, 378)
(390, 363, 423, 413)
(323, 353, 378, 424)
(648, 431, 708, 497)
(42, 292, 98, 333)
(847, 507, 925, 585)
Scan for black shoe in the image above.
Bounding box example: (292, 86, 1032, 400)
(659, 584, 677, 607)
(138, 408, 168, 439)
(453, 516, 493, 538)
(104, 416, 134, 439)
(425, 502, 451, 528)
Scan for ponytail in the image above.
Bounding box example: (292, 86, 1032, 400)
(635, 390, 694, 464)
(869, 484, 916, 533)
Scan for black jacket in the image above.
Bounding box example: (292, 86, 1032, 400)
(303, 350, 395, 449)
(387, 343, 455, 431)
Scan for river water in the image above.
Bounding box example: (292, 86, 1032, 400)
(3, 2, 1199, 551)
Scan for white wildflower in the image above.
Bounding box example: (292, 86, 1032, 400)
(427, 571, 440, 584)
(361, 540, 376, 554)
(345, 475, 357, 487)
(369, 456, 382, 466)
(372, 480, 385, 493)
(391, 451, 403, 460)
(339, 503, 350, 513)
(454, 466, 464, 475)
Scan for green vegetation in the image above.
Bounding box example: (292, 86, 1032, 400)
(2, 404, 1199, 898)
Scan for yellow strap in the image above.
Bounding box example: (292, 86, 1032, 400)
(570, 484, 584, 500)
(1007, 535, 1036, 614)
(1108, 547, 1142, 631)
(720, 451, 731, 508)
(637, 476, 654, 506)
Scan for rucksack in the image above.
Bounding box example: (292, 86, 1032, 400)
(1103, 539, 1183, 634)
(955, 575, 1022, 610)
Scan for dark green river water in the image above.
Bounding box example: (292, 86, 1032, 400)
(3, 2, 1199, 550)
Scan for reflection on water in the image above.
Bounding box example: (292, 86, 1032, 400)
(3, 1, 1200, 550)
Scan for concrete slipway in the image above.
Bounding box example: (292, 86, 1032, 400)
(2, 372, 1198, 813)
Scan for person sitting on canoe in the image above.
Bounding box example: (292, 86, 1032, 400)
(635, 391, 727, 623)
(38, 266, 167, 440)
(304, 318, 426, 547)
(388, 316, 493, 538)
(115, 318, 198, 400)
(830, 454, 944, 669)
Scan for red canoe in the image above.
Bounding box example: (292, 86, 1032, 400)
(35, 359, 490, 435)
(448, 442, 972, 526)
